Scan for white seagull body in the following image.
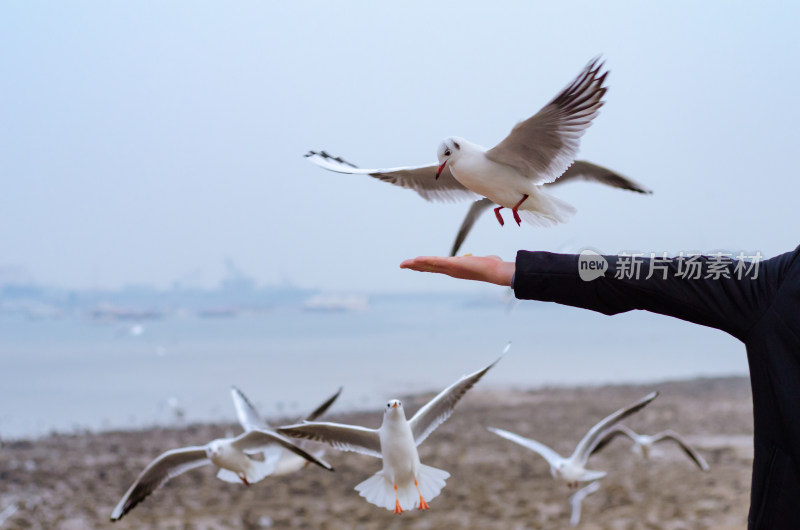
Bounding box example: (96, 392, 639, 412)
(447, 155, 651, 254)
(569, 480, 602, 527)
(488, 391, 658, 487)
(111, 423, 334, 521)
(279, 353, 503, 513)
(591, 424, 710, 471)
(438, 136, 580, 227)
(306, 58, 613, 230)
(230, 386, 342, 476)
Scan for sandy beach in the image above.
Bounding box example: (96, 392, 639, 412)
(0, 376, 754, 529)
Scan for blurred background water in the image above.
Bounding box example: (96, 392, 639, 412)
(0, 292, 746, 439)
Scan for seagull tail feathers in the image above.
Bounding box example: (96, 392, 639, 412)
(355, 465, 450, 512)
(355, 471, 397, 511)
(518, 191, 576, 227)
(416, 463, 450, 505)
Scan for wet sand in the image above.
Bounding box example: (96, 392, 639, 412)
(0, 376, 754, 529)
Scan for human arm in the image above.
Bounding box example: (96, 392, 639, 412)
(512, 250, 794, 339)
(401, 248, 798, 340)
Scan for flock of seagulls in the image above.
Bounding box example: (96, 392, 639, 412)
(106, 58, 709, 525)
(110, 346, 710, 524)
(111, 352, 502, 520)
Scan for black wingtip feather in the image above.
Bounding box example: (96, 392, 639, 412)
(304, 387, 343, 422)
(305, 150, 360, 168)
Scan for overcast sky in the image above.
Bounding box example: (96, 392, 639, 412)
(1, 2, 798, 292)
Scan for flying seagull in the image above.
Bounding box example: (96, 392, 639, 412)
(279, 351, 505, 513)
(111, 419, 333, 521)
(230, 385, 342, 476)
(590, 424, 710, 471)
(306, 58, 629, 234)
(306, 151, 650, 256)
(488, 391, 658, 488)
(569, 480, 602, 527)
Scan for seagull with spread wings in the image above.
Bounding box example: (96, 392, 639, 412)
(590, 424, 710, 471)
(278, 351, 505, 514)
(306, 58, 645, 239)
(307, 151, 650, 256)
(230, 385, 342, 476)
(488, 391, 658, 488)
(110, 398, 334, 522)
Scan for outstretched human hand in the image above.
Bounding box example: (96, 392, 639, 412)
(399, 255, 515, 287)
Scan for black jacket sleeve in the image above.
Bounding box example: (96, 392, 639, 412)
(513, 249, 797, 340)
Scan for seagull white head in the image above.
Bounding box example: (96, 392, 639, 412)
(206, 440, 223, 459)
(384, 399, 404, 416)
(435, 137, 464, 179)
(552, 461, 566, 478)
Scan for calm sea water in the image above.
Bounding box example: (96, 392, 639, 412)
(0, 294, 748, 438)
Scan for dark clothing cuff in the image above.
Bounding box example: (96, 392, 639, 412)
(512, 250, 615, 314)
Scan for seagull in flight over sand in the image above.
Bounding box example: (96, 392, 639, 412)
(306, 58, 622, 232)
(488, 391, 658, 488)
(569, 480, 602, 526)
(307, 151, 650, 256)
(590, 424, 710, 471)
(278, 352, 505, 514)
(111, 411, 334, 521)
(230, 385, 342, 476)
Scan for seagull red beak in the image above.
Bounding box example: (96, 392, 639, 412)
(391, 402, 398, 408)
(436, 161, 447, 180)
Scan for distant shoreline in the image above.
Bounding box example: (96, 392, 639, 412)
(2, 374, 751, 443)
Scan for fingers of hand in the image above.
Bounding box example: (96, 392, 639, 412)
(400, 257, 447, 271)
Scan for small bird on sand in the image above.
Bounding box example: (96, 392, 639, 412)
(278, 352, 504, 513)
(488, 391, 658, 488)
(230, 385, 342, 476)
(306, 58, 619, 232)
(590, 424, 710, 471)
